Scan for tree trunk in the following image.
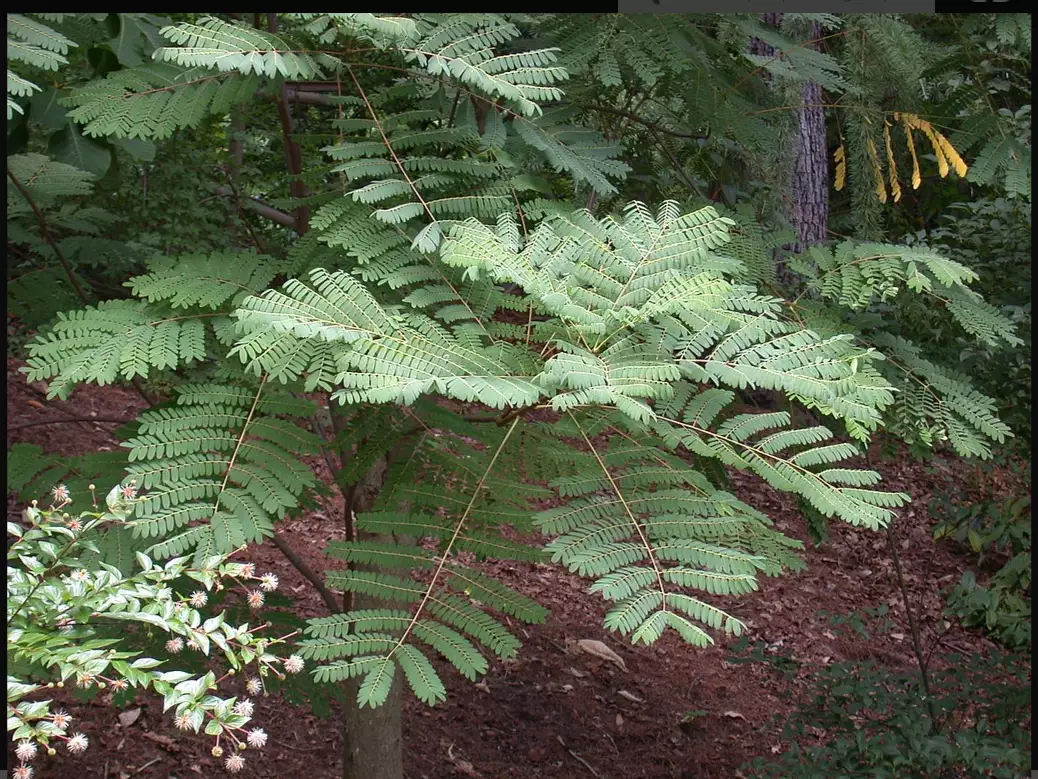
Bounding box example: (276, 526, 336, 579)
(342, 650, 404, 779)
(750, 16, 829, 279)
(331, 407, 408, 779)
(790, 23, 829, 254)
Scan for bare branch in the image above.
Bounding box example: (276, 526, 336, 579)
(8, 416, 133, 432)
(212, 187, 297, 228)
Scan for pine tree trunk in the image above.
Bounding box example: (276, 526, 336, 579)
(750, 16, 830, 275)
(790, 23, 829, 254)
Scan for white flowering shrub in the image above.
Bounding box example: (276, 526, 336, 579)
(7, 484, 305, 777)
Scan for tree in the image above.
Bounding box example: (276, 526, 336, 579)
(7, 13, 1025, 779)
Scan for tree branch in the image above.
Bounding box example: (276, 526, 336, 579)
(222, 167, 269, 253)
(212, 187, 297, 228)
(270, 531, 341, 614)
(8, 166, 156, 408)
(7, 167, 90, 304)
(8, 416, 133, 432)
(583, 104, 710, 140)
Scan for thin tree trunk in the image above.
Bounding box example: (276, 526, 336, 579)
(332, 406, 407, 779)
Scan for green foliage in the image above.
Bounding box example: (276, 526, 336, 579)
(123, 382, 322, 562)
(788, 239, 1021, 459)
(932, 492, 1031, 649)
(7, 152, 147, 340)
(64, 63, 263, 140)
(907, 197, 1032, 451)
(740, 648, 1031, 778)
(7, 443, 131, 517)
(7, 12, 1027, 720)
(7, 14, 77, 119)
(7, 485, 294, 765)
(154, 16, 330, 80)
(940, 14, 1031, 200)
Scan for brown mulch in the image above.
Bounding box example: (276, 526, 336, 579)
(6, 357, 1028, 779)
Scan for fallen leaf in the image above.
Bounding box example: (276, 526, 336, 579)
(566, 667, 587, 678)
(118, 707, 141, 728)
(474, 680, 490, 693)
(561, 684, 574, 693)
(142, 732, 179, 751)
(615, 713, 624, 728)
(573, 639, 628, 672)
(723, 711, 745, 720)
(891, 632, 905, 641)
(446, 742, 477, 777)
(617, 689, 643, 703)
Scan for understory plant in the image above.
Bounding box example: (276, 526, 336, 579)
(739, 648, 1031, 778)
(7, 483, 301, 776)
(932, 491, 1031, 650)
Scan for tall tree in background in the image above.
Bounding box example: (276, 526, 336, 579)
(749, 13, 829, 265)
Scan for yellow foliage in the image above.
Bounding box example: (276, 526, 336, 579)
(833, 143, 846, 191)
(883, 122, 901, 203)
(842, 113, 970, 204)
(900, 115, 922, 190)
(865, 136, 887, 203)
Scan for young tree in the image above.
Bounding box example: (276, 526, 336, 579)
(8, 13, 1023, 779)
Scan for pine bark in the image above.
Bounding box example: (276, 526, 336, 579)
(790, 23, 829, 254)
(750, 16, 830, 272)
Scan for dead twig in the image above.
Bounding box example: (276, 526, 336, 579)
(568, 750, 602, 778)
(8, 416, 132, 431)
(133, 757, 162, 775)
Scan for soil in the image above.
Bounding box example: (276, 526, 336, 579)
(6, 356, 1030, 779)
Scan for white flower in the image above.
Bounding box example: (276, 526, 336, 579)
(239, 563, 256, 578)
(225, 753, 246, 773)
(186, 640, 200, 651)
(232, 698, 254, 717)
(246, 590, 264, 609)
(211, 744, 224, 758)
(69, 569, 89, 582)
(15, 743, 36, 764)
(175, 713, 193, 731)
(259, 573, 279, 592)
(283, 655, 304, 674)
(13, 765, 34, 779)
(189, 591, 208, 607)
(245, 677, 262, 696)
(51, 710, 72, 729)
(66, 733, 89, 754)
(246, 727, 267, 749)
(51, 484, 71, 504)
(166, 637, 184, 654)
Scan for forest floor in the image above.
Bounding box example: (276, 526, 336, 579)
(6, 356, 1030, 779)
